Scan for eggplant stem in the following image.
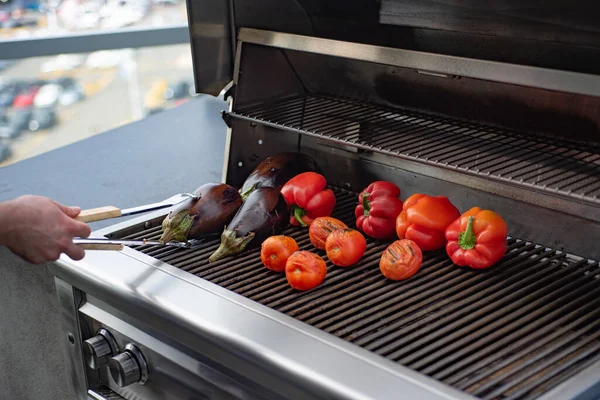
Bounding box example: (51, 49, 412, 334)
(160, 210, 194, 243)
(240, 183, 258, 202)
(208, 229, 256, 262)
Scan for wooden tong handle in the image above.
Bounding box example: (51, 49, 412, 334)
(76, 243, 124, 251)
(76, 206, 122, 223)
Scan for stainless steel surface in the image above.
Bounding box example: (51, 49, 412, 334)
(73, 238, 207, 249)
(185, 0, 234, 95)
(228, 94, 600, 224)
(80, 300, 273, 399)
(55, 278, 92, 400)
(106, 188, 600, 400)
(119, 193, 199, 218)
(49, 216, 477, 400)
(109, 344, 147, 388)
(237, 28, 600, 98)
(88, 388, 126, 400)
(83, 329, 119, 370)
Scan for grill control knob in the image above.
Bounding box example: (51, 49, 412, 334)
(109, 344, 148, 387)
(83, 328, 119, 369)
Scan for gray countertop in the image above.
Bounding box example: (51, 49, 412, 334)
(0, 94, 228, 230)
(0, 94, 229, 400)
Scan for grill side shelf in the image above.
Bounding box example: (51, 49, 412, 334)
(113, 187, 600, 400)
(227, 94, 600, 223)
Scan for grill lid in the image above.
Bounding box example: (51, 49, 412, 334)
(185, 0, 600, 95)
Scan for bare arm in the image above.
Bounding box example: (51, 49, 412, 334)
(0, 196, 91, 264)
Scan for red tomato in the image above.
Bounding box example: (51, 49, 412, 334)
(285, 251, 327, 291)
(309, 216, 348, 250)
(325, 228, 367, 267)
(380, 239, 423, 280)
(260, 236, 299, 272)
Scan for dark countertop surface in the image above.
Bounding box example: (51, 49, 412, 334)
(0, 94, 229, 400)
(0, 94, 229, 230)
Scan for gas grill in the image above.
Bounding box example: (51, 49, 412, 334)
(49, 2, 600, 400)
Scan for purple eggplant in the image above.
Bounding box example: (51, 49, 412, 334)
(208, 186, 289, 262)
(239, 152, 318, 200)
(160, 183, 243, 243)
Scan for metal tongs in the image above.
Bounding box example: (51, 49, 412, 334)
(75, 193, 199, 223)
(73, 238, 208, 251)
(73, 192, 202, 251)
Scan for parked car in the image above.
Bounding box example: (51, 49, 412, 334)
(40, 54, 86, 74)
(13, 84, 41, 108)
(34, 78, 84, 107)
(54, 77, 85, 105)
(163, 80, 195, 101)
(0, 107, 32, 139)
(0, 81, 25, 108)
(0, 142, 12, 164)
(28, 106, 58, 131)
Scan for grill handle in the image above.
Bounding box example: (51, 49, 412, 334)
(76, 242, 124, 251)
(76, 206, 122, 223)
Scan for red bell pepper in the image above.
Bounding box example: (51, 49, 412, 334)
(395, 193, 461, 251)
(281, 172, 336, 227)
(445, 207, 508, 269)
(355, 181, 403, 240)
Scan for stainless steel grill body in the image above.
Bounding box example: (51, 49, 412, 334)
(50, 2, 600, 400)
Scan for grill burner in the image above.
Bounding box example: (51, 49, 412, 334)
(229, 94, 600, 208)
(114, 187, 600, 400)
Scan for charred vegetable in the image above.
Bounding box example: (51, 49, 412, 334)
(239, 152, 318, 200)
(160, 183, 243, 243)
(209, 186, 289, 262)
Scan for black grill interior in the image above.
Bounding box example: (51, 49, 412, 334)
(113, 187, 600, 400)
(230, 94, 600, 207)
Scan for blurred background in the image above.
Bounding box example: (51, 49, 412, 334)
(0, 0, 196, 167)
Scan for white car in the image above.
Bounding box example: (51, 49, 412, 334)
(34, 83, 61, 107)
(34, 78, 85, 107)
(85, 50, 129, 69)
(40, 54, 87, 74)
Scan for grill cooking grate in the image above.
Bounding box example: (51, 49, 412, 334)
(229, 94, 600, 207)
(115, 188, 600, 400)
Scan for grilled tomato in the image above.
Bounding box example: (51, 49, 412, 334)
(325, 228, 367, 267)
(260, 235, 299, 272)
(309, 216, 348, 250)
(380, 239, 423, 281)
(285, 251, 327, 291)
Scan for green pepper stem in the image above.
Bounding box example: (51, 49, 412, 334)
(293, 205, 307, 227)
(458, 216, 476, 250)
(362, 192, 371, 217)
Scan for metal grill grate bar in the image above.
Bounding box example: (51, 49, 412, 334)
(114, 187, 600, 400)
(230, 94, 600, 208)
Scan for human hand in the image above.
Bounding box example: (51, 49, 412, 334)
(1, 195, 92, 264)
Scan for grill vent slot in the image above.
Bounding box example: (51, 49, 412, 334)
(114, 188, 600, 400)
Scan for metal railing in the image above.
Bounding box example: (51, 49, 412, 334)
(0, 24, 190, 59)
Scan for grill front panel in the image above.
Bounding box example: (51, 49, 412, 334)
(113, 188, 600, 400)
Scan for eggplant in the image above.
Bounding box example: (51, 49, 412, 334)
(208, 186, 289, 262)
(160, 183, 243, 243)
(239, 152, 318, 200)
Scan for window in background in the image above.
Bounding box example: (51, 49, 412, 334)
(0, 0, 188, 39)
(0, 43, 196, 167)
